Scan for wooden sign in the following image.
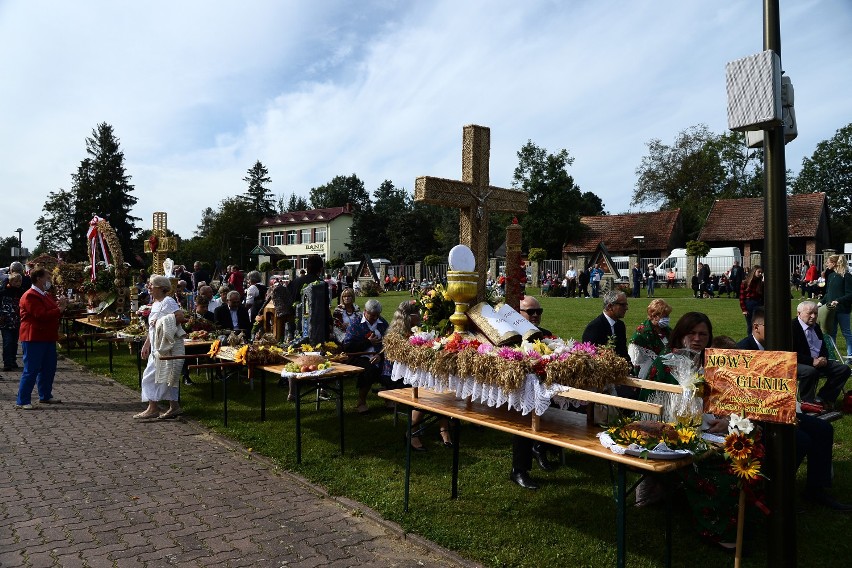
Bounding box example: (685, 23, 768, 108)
(703, 348, 797, 424)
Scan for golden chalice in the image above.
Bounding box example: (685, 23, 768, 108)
(445, 271, 478, 334)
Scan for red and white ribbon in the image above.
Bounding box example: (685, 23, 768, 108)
(87, 215, 112, 281)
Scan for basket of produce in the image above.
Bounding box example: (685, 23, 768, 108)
(281, 354, 334, 377)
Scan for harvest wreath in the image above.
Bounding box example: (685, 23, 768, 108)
(383, 331, 629, 392)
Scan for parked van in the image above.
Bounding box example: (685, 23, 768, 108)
(610, 256, 630, 280)
(656, 247, 743, 281)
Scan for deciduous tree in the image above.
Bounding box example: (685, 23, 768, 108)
(512, 140, 602, 258)
(35, 188, 76, 253)
(309, 174, 370, 211)
(791, 123, 852, 247)
(631, 125, 763, 240)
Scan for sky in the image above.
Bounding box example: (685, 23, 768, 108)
(1, 0, 851, 251)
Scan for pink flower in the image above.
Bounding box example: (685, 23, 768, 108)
(477, 343, 494, 355)
(496, 347, 525, 361)
(569, 342, 598, 356)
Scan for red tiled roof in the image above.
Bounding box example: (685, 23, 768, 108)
(257, 205, 353, 227)
(697, 193, 826, 241)
(563, 209, 682, 254)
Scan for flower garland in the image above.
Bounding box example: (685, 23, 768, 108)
(384, 331, 629, 392)
(233, 344, 287, 366)
(285, 341, 340, 356)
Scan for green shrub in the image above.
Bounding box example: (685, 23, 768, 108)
(423, 254, 443, 266)
(359, 280, 382, 297)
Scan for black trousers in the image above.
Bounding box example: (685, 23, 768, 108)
(796, 413, 834, 490)
(797, 361, 851, 403)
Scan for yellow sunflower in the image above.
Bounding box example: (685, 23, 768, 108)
(623, 429, 648, 446)
(234, 345, 249, 365)
(730, 458, 761, 481)
(676, 427, 697, 445)
(207, 339, 221, 357)
(724, 432, 754, 460)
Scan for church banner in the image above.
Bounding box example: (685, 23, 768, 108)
(703, 348, 797, 424)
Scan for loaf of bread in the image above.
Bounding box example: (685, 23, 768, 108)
(623, 420, 678, 441)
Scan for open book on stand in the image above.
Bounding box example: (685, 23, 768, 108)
(467, 302, 543, 346)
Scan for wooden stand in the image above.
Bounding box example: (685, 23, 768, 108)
(262, 304, 286, 340)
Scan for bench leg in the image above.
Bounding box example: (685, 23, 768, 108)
(404, 406, 413, 513)
(614, 463, 626, 568)
(260, 371, 266, 422)
(664, 473, 673, 568)
(451, 418, 460, 499)
(223, 370, 229, 427)
(295, 380, 303, 464)
(337, 378, 345, 456)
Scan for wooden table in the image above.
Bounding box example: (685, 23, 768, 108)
(379, 387, 692, 568)
(73, 317, 124, 368)
(255, 361, 365, 463)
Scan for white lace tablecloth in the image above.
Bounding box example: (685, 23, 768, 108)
(391, 362, 568, 416)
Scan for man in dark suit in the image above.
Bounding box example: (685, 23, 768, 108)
(583, 290, 634, 399)
(791, 301, 850, 408)
(729, 260, 744, 299)
(631, 263, 642, 299)
(738, 306, 851, 511)
(582, 290, 631, 363)
(191, 261, 210, 292)
(214, 291, 252, 337)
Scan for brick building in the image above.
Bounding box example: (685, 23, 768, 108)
(563, 209, 683, 265)
(697, 193, 831, 259)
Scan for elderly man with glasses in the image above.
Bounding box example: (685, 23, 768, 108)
(582, 290, 631, 363)
(582, 290, 634, 398)
(790, 300, 850, 410)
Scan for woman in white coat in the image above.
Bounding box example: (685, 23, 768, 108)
(134, 275, 187, 420)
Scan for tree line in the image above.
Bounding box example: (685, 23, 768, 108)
(32, 121, 852, 272)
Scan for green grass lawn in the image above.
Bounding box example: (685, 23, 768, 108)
(68, 288, 851, 568)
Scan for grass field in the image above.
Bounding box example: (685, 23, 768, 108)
(68, 287, 851, 568)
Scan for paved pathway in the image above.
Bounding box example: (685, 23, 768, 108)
(0, 357, 470, 567)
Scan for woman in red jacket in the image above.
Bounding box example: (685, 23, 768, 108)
(15, 268, 68, 409)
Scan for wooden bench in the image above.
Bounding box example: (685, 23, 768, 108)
(379, 379, 689, 568)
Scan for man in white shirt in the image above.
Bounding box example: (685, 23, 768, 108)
(565, 265, 577, 298)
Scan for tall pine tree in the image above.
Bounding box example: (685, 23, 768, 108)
(242, 160, 276, 218)
(69, 123, 140, 262)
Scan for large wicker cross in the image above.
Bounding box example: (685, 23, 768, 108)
(415, 124, 528, 301)
(143, 212, 178, 275)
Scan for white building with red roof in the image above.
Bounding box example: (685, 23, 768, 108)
(254, 204, 354, 269)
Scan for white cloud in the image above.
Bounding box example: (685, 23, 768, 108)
(1, 0, 850, 249)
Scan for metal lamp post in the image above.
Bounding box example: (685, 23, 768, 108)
(633, 236, 644, 266)
(15, 228, 22, 260)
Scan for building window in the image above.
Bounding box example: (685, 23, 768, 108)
(315, 227, 327, 242)
(274, 231, 284, 246)
(261, 232, 271, 246)
(287, 230, 297, 245)
(301, 229, 312, 244)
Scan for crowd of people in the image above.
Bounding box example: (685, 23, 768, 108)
(3, 250, 850, 554)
